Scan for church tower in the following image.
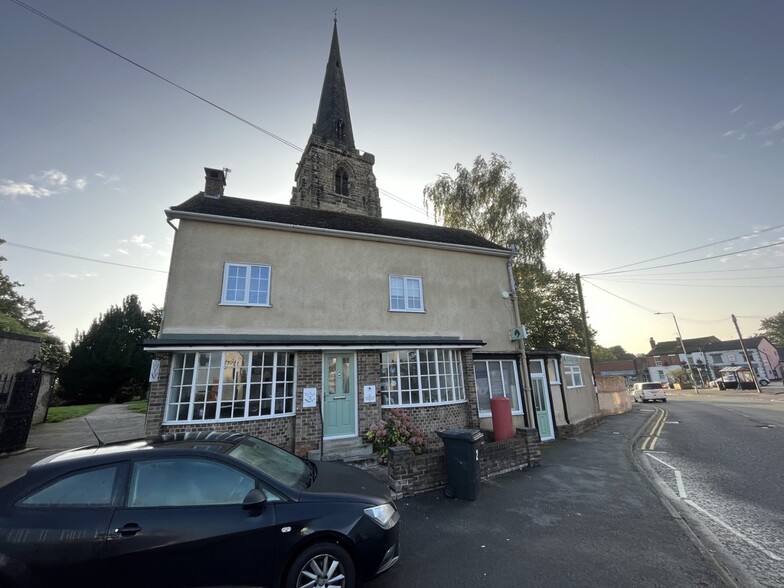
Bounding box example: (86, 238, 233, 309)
(291, 20, 382, 218)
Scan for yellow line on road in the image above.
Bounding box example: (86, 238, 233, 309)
(641, 408, 668, 451)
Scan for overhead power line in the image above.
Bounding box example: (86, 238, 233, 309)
(3, 241, 169, 274)
(584, 241, 784, 277)
(9, 0, 431, 218)
(590, 224, 784, 276)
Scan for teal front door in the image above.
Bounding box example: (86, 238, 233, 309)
(529, 359, 555, 441)
(323, 353, 356, 438)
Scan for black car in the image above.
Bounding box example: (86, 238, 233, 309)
(0, 431, 400, 588)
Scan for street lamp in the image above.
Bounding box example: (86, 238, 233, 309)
(655, 312, 701, 391)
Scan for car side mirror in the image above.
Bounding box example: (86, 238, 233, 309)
(242, 488, 267, 512)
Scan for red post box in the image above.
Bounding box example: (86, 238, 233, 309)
(490, 396, 514, 441)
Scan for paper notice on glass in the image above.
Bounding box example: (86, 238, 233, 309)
(303, 388, 318, 408)
(363, 385, 376, 403)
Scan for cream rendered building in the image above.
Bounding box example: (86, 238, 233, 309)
(144, 22, 536, 457)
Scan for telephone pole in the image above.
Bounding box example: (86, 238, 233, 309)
(731, 314, 761, 393)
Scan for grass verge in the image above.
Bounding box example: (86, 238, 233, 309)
(46, 400, 148, 423)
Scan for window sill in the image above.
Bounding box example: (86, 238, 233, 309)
(478, 410, 525, 419)
(219, 302, 271, 308)
(381, 398, 467, 409)
(388, 309, 426, 314)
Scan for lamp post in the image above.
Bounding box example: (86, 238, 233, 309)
(655, 312, 700, 391)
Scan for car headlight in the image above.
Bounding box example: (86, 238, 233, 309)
(364, 503, 398, 529)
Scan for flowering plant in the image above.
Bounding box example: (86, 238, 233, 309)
(365, 409, 426, 459)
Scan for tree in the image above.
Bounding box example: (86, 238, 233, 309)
(519, 269, 596, 353)
(759, 311, 784, 346)
(423, 154, 552, 268)
(593, 344, 636, 361)
(58, 295, 161, 404)
(0, 239, 67, 368)
(423, 158, 594, 352)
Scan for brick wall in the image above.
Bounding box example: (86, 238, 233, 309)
(556, 415, 604, 438)
(387, 427, 541, 497)
(294, 351, 322, 455)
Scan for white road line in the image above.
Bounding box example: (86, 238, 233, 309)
(646, 453, 676, 470)
(646, 454, 687, 498)
(674, 471, 687, 499)
(683, 499, 784, 562)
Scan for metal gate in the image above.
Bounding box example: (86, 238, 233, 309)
(0, 370, 42, 453)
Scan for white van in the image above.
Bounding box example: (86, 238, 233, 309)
(630, 382, 667, 403)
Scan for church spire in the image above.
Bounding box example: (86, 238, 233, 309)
(290, 21, 381, 218)
(313, 20, 355, 149)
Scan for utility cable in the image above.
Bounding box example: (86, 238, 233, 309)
(589, 224, 784, 275)
(3, 241, 169, 274)
(9, 0, 431, 218)
(584, 241, 784, 277)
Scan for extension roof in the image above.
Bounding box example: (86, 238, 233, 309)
(167, 193, 508, 253)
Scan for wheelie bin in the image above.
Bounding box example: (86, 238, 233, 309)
(437, 428, 484, 500)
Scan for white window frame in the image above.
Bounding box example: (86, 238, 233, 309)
(474, 358, 524, 418)
(221, 262, 271, 306)
(547, 358, 561, 385)
(380, 349, 465, 407)
(563, 365, 584, 389)
(388, 275, 424, 312)
(163, 350, 296, 423)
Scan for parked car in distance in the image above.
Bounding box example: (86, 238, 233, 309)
(630, 382, 667, 403)
(0, 431, 400, 588)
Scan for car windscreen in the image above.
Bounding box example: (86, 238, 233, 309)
(228, 436, 309, 488)
(641, 383, 663, 390)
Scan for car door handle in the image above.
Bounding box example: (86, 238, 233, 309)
(114, 523, 142, 536)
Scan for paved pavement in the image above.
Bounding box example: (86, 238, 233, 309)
(4, 393, 781, 585)
(0, 404, 146, 487)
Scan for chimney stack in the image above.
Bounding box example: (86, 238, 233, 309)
(204, 167, 226, 199)
(649, 337, 656, 350)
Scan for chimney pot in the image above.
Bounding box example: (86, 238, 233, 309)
(649, 337, 656, 350)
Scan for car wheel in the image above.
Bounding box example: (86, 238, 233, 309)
(759, 379, 769, 386)
(286, 542, 355, 588)
(444, 484, 456, 499)
(641, 398, 647, 403)
(662, 398, 667, 402)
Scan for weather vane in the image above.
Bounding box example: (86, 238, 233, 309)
(333, 8, 338, 23)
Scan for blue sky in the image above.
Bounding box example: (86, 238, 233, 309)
(1, 0, 782, 354)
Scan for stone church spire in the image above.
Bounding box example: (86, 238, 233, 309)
(291, 20, 382, 218)
(313, 20, 355, 150)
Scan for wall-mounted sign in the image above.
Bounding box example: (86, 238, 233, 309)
(148, 360, 160, 382)
(303, 387, 318, 408)
(363, 385, 376, 403)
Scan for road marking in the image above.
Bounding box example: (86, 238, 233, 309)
(683, 499, 784, 562)
(642, 408, 668, 451)
(646, 453, 687, 498)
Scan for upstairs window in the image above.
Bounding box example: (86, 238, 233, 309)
(222, 263, 271, 306)
(389, 275, 424, 312)
(335, 167, 349, 196)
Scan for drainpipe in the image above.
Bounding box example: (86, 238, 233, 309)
(506, 251, 531, 428)
(556, 357, 570, 425)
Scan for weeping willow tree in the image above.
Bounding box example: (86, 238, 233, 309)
(424, 154, 594, 352)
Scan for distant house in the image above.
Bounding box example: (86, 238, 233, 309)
(702, 337, 780, 384)
(594, 358, 649, 386)
(645, 336, 721, 385)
